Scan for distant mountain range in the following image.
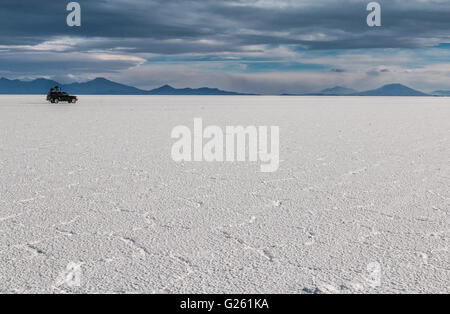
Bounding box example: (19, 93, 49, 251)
(430, 90, 450, 96)
(305, 86, 358, 96)
(352, 84, 429, 96)
(286, 84, 431, 97)
(148, 84, 246, 95)
(0, 77, 247, 95)
(0, 78, 444, 96)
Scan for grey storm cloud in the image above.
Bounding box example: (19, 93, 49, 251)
(1, 0, 450, 52)
(2, 0, 450, 93)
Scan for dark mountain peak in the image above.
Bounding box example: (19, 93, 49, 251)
(154, 84, 176, 91)
(322, 86, 347, 91)
(84, 77, 117, 85)
(302, 85, 357, 96)
(199, 87, 220, 91)
(0, 77, 21, 82)
(0, 77, 247, 95)
(319, 86, 357, 95)
(354, 83, 428, 96)
(381, 83, 410, 89)
(62, 78, 146, 94)
(148, 84, 244, 95)
(91, 77, 110, 82)
(0, 77, 59, 94)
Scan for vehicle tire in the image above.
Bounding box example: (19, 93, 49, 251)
(54, 99, 59, 104)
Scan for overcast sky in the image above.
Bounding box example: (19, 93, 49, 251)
(1, 0, 450, 94)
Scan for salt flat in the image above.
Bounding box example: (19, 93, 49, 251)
(0, 95, 449, 294)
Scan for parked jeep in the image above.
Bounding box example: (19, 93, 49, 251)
(47, 86, 78, 103)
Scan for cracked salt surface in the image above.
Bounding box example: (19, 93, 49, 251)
(0, 95, 449, 294)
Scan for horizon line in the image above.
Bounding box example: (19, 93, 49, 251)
(1, 76, 449, 96)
